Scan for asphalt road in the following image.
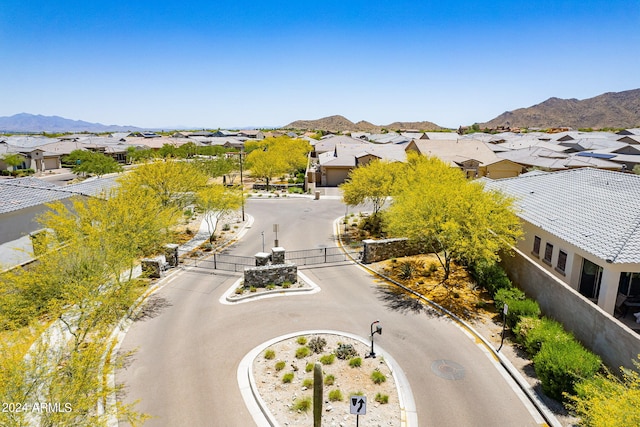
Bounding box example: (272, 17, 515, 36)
(116, 197, 543, 426)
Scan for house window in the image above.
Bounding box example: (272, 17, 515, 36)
(532, 236, 541, 257)
(618, 272, 640, 297)
(556, 250, 567, 275)
(543, 243, 553, 265)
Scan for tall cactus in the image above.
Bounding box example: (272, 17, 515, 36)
(313, 362, 323, 427)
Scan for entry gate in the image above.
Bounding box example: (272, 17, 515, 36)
(192, 253, 255, 272)
(189, 246, 354, 272)
(285, 247, 350, 265)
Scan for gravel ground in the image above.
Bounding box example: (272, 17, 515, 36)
(253, 334, 400, 427)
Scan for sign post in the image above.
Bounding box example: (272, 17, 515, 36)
(350, 395, 366, 426)
(498, 303, 508, 352)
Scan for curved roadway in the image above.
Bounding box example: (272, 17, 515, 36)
(116, 196, 544, 426)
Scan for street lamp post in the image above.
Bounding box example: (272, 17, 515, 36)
(365, 320, 382, 358)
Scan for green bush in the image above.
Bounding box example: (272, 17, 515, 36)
(505, 298, 541, 328)
(515, 316, 572, 356)
(264, 349, 275, 360)
(282, 372, 295, 383)
(349, 357, 362, 368)
(470, 261, 512, 296)
(359, 213, 385, 237)
(328, 389, 343, 401)
(305, 362, 314, 373)
(295, 346, 311, 359)
(533, 339, 602, 402)
(494, 287, 525, 312)
(371, 370, 387, 384)
(296, 336, 308, 345)
(375, 393, 389, 404)
(324, 374, 335, 386)
(275, 361, 286, 371)
(292, 396, 311, 411)
(320, 354, 335, 365)
(302, 378, 313, 388)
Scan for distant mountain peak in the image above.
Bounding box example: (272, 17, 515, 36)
(0, 113, 144, 133)
(480, 89, 640, 129)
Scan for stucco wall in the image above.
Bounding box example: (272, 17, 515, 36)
(501, 247, 640, 371)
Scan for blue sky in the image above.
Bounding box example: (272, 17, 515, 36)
(2, 0, 639, 129)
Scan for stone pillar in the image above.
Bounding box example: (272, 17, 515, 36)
(272, 247, 285, 264)
(141, 257, 164, 278)
(164, 244, 179, 267)
(255, 252, 271, 266)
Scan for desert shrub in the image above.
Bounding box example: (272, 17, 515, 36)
(505, 298, 541, 328)
(398, 261, 419, 280)
(264, 349, 275, 360)
(302, 378, 313, 388)
(375, 393, 389, 404)
(493, 287, 525, 312)
(533, 339, 602, 402)
(266, 283, 275, 290)
(307, 336, 327, 354)
(371, 370, 387, 384)
(516, 316, 572, 356)
(288, 187, 304, 194)
(222, 223, 230, 231)
(295, 346, 311, 359)
(282, 372, 295, 383)
(349, 357, 362, 368)
(328, 389, 343, 402)
(305, 363, 314, 373)
(324, 374, 335, 386)
(282, 281, 291, 289)
(275, 361, 286, 371)
(249, 286, 257, 293)
(292, 396, 311, 411)
(470, 261, 512, 296)
(296, 336, 308, 345)
(359, 213, 385, 237)
(568, 357, 640, 427)
(320, 354, 335, 365)
(335, 343, 358, 360)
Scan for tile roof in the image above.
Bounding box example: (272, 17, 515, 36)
(483, 168, 640, 264)
(0, 176, 120, 214)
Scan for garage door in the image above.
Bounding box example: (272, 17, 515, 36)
(325, 168, 351, 186)
(43, 157, 59, 170)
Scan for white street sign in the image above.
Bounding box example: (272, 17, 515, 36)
(350, 395, 366, 415)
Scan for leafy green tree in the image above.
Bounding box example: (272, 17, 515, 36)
(195, 184, 242, 242)
(118, 160, 208, 208)
(64, 149, 123, 177)
(126, 146, 156, 163)
(1, 153, 25, 171)
(385, 153, 522, 282)
(568, 356, 640, 427)
(340, 159, 402, 215)
(633, 164, 640, 175)
(245, 136, 311, 189)
(195, 156, 238, 180)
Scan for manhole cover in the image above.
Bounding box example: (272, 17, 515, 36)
(431, 359, 466, 380)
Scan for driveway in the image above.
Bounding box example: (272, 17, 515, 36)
(116, 197, 544, 426)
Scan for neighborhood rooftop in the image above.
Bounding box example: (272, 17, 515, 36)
(483, 168, 640, 264)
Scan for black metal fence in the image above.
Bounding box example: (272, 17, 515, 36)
(193, 253, 255, 272)
(285, 247, 349, 265)
(188, 246, 356, 272)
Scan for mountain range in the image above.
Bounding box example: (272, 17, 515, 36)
(2, 89, 639, 133)
(284, 115, 444, 132)
(0, 113, 144, 133)
(478, 88, 640, 130)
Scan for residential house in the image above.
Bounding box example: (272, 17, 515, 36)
(483, 168, 640, 316)
(406, 138, 522, 179)
(314, 139, 407, 186)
